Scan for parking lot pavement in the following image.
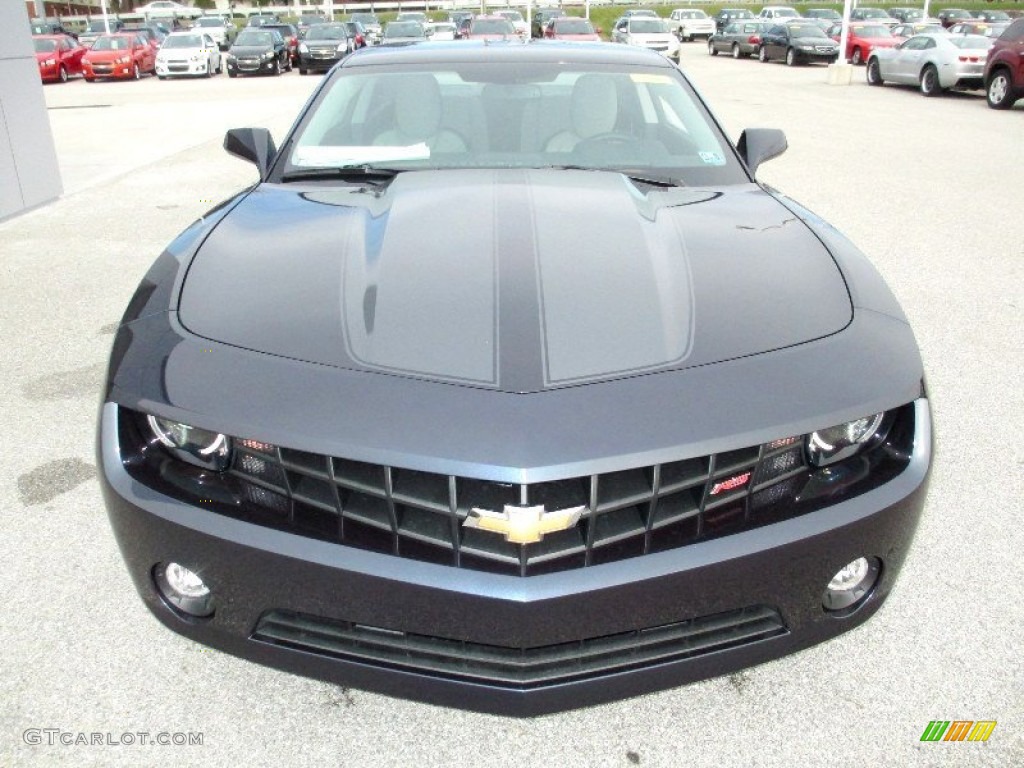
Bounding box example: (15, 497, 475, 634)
(1, 55, 1022, 768)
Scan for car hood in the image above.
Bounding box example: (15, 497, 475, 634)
(179, 170, 851, 394)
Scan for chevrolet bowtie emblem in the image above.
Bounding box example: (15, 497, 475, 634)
(464, 504, 586, 545)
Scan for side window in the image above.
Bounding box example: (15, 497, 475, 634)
(923, 38, 936, 49)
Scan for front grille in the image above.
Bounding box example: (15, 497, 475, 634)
(252, 606, 787, 688)
(219, 432, 822, 575)
(122, 403, 915, 577)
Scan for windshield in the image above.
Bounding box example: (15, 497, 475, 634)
(775, 9, 800, 18)
(307, 26, 347, 41)
(352, 14, 378, 24)
(952, 36, 994, 49)
(471, 20, 515, 35)
(554, 20, 595, 34)
(499, 12, 525, 22)
(235, 30, 273, 46)
(788, 25, 829, 38)
(859, 10, 889, 19)
(92, 35, 131, 50)
(195, 18, 221, 27)
(854, 25, 892, 37)
(86, 21, 115, 33)
(34, 39, 58, 52)
(285, 62, 747, 186)
(630, 20, 669, 34)
(385, 22, 425, 38)
(163, 34, 203, 48)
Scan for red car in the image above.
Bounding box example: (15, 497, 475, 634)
(464, 16, 517, 41)
(828, 22, 898, 65)
(33, 34, 85, 83)
(82, 33, 157, 81)
(544, 17, 601, 41)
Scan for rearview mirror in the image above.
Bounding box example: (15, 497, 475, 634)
(224, 128, 277, 180)
(737, 128, 788, 176)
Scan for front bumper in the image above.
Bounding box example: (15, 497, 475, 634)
(156, 59, 210, 77)
(227, 57, 278, 75)
(99, 400, 931, 716)
(83, 62, 135, 79)
(298, 52, 343, 71)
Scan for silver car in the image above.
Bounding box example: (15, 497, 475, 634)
(612, 17, 681, 62)
(866, 33, 990, 96)
(708, 20, 771, 58)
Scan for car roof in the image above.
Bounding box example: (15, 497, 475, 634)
(341, 41, 676, 68)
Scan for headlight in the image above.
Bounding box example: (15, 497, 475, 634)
(299, 42, 309, 53)
(190, 54, 200, 62)
(807, 413, 886, 467)
(336, 42, 347, 52)
(117, 56, 130, 64)
(147, 415, 231, 471)
(226, 53, 235, 61)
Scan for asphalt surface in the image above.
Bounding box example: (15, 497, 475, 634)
(1, 47, 1022, 768)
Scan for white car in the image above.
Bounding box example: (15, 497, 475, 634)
(137, 1, 201, 19)
(192, 16, 230, 50)
(669, 9, 716, 41)
(429, 22, 458, 42)
(759, 7, 802, 22)
(498, 11, 529, 39)
(156, 31, 221, 78)
(612, 17, 681, 62)
(866, 33, 989, 96)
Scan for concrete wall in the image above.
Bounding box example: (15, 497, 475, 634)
(1, 2, 62, 222)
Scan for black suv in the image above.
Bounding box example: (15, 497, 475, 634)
(984, 19, 1024, 109)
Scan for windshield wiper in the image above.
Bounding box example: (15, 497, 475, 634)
(279, 165, 403, 185)
(539, 165, 685, 188)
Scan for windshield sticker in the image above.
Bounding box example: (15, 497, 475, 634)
(699, 151, 725, 166)
(292, 144, 430, 167)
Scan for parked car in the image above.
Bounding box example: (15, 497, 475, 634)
(866, 33, 989, 96)
(136, 1, 199, 19)
(263, 23, 300, 65)
(123, 24, 165, 53)
(972, 11, 1011, 23)
(192, 16, 231, 50)
(30, 19, 77, 38)
(612, 17, 681, 62)
(246, 15, 279, 28)
(156, 30, 220, 78)
(758, 7, 801, 23)
(889, 8, 926, 23)
(82, 32, 156, 81)
(296, 14, 327, 37)
(829, 23, 898, 65)
(79, 18, 125, 47)
(708, 20, 770, 58)
(947, 21, 1010, 39)
(532, 8, 566, 38)
(759, 22, 839, 65)
(99, 41, 932, 718)
(937, 9, 973, 28)
(33, 34, 85, 83)
(395, 12, 429, 26)
(891, 23, 947, 42)
(382, 20, 429, 45)
(349, 13, 382, 45)
(341, 21, 368, 49)
(297, 23, 353, 74)
(849, 8, 899, 27)
(804, 9, 842, 30)
(984, 17, 1024, 108)
(714, 8, 756, 33)
(669, 9, 716, 42)
(430, 22, 458, 42)
(464, 17, 517, 42)
(497, 11, 529, 39)
(544, 17, 601, 42)
(226, 28, 289, 77)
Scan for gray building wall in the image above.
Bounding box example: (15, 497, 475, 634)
(1, 2, 62, 222)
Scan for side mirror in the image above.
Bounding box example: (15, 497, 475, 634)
(737, 128, 788, 176)
(224, 128, 277, 180)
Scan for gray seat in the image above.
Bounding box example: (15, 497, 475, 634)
(372, 75, 468, 154)
(545, 75, 619, 153)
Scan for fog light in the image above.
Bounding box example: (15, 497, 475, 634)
(823, 556, 880, 612)
(155, 562, 214, 617)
